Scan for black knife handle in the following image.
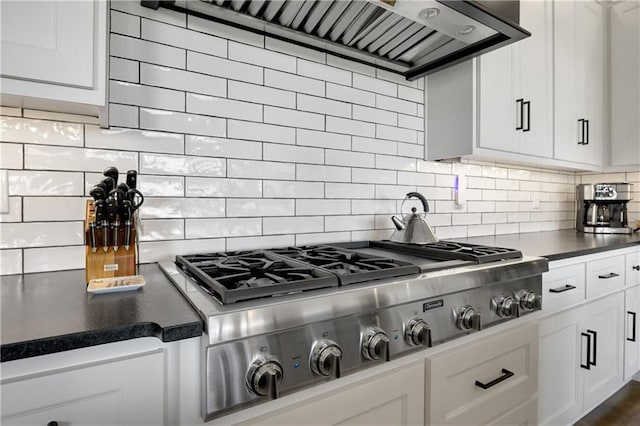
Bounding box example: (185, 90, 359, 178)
(117, 182, 130, 193)
(102, 177, 115, 195)
(103, 166, 119, 185)
(107, 196, 118, 224)
(126, 170, 138, 190)
(94, 199, 105, 226)
(89, 186, 106, 201)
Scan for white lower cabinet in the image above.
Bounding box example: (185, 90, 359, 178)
(538, 291, 625, 425)
(625, 285, 640, 380)
(233, 361, 425, 426)
(425, 322, 538, 426)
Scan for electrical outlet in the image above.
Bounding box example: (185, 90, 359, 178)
(0, 170, 9, 214)
(532, 192, 540, 210)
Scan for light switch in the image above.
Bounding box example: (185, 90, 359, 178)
(0, 170, 9, 214)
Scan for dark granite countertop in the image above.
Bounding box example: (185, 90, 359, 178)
(452, 230, 640, 261)
(1, 263, 203, 362)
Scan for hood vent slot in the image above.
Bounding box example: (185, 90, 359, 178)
(148, 0, 530, 80)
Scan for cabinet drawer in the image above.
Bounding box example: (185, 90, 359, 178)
(626, 250, 640, 287)
(586, 256, 625, 298)
(426, 322, 538, 425)
(543, 263, 585, 312)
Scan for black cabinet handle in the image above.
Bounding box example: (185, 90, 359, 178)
(587, 329, 597, 366)
(581, 332, 591, 370)
(628, 311, 637, 342)
(633, 265, 640, 271)
(47, 422, 58, 426)
(474, 368, 514, 389)
(549, 284, 577, 293)
(585, 119, 589, 145)
(516, 98, 524, 130)
(523, 100, 531, 132)
(598, 272, 620, 279)
(578, 119, 585, 144)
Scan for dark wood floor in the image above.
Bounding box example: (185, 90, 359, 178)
(574, 381, 640, 426)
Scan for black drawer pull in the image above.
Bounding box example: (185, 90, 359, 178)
(581, 332, 591, 370)
(598, 272, 620, 279)
(549, 284, 577, 293)
(628, 311, 637, 342)
(587, 329, 597, 366)
(475, 368, 514, 390)
(633, 265, 640, 271)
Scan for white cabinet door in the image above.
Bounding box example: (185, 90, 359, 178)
(582, 292, 625, 411)
(538, 305, 585, 426)
(553, 0, 604, 168)
(610, 1, 640, 169)
(237, 361, 425, 426)
(1, 350, 166, 426)
(627, 250, 640, 287)
(625, 286, 640, 380)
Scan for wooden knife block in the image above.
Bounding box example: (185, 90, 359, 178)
(85, 200, 137, 283)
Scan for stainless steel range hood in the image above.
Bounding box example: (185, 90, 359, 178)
(142, 0, 530, 80)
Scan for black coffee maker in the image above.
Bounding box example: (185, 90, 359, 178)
(576, 183, 633, 234)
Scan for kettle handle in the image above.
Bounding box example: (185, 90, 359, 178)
(406, 192, 429, 213)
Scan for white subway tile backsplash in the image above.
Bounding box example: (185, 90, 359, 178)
(25, 145, 138, 172)
(0, 198, 21, 223)
(266, 38, 325, 64)
(297, 129, 350, 150)
(325, 150, 374, 168)
(228, 120, 296, 144)
(139, 219, 184, 241)
(496, 223, 519, 235)
(140, 152, 224, 177)
(141, 63, 226, 98)
(187, 93, 262, 122)
(295, 231, 350, 245)
(434, 226, 467, 239)
(376, 94, 417, 115)
(229, 81, 295, 109)
(352, 199, 395, 215)
(188, 51, 263, 85)
(22, 110, 99, 125)
(326, 55, 376, 77)
(351, 229, 390, 241)
(227, 235, 294, 252)
(140, 108, 226, 137)
(508, 168, 531, 180)
(496, 201, 521, 212)
(109, 104, 139, 128)
(398, 114, 423, 131)
(141, 198, 225, 219)
(263, 181, 324, 199)
(397, 171, 435, 186)
(397, 142, 424, 158)
(264, 144, 324, 164)
(263, 216, 324, 235)
(187, 15, 263, 48)
(326, 183, 374, 199)
(0, 117, 83, 147)
(139, 238, 226, 263)
(418, 186, 453, 201)
(468, 177, 495, 189)
(110, 57, 140, 83)
(9, 171, 84, 196)
(228, 159, 295, 180)
(298, 59, 351, 86)
(325, 215, 375, 232)
(495, 179, 519, 190)
(353, 74, 396, 97)
(374, 184, 415, 199)
(137, 175, 185, 197)
(296, 199, 350, 216)
(326, 83, 375, 107)
(452, 213, 482, 226)
(376, 155, 417, 171)
(467, 201, 495, 213)
(297, 94, 351, 118)
(264, 106, 324, 131)
(520, 180, 541, 191)
(326, 117, 374, 137)
(110, 81, 185, 111)
(352, 168, 396, 185)
(398, 85, 423, 103)
(228, 199, 294, 217)
(186, 177, 262, 198)
(24, 246, 85, 273)
(481, 212, 508, 224)
(0, 222, 83, 248)
(482, 166, 509, 179)
(186, 217, 261, 238)
(376, 124, 417, 143)
(111, 34, 185, 68)
(185, 135, 261, 160)
(0, 106, 21, 117)
(112, 1, 186, 27)
(435, 201, 466, 214)
(297, 164, 351, 182)
(0, 249, 22, 275)
(0, 143, 22, 169)
(229, 41, 296, 72)
(142, 19, 227, 58)
(23, 197, 86, 221)
(450, 162, 481, 176)
(352, 137, 396, 155)
(352, 105, 397, 126)
(468, 224, 495, 237)
(265, 69, 325, 97)
(376, 69, 417, 88)
(111, 10, 140, 37)
(86, 126, 184, 154)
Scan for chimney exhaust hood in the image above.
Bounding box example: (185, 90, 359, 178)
(142, 0, 530, 81)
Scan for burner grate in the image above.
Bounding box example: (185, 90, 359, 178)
(369, 240, 522, 264)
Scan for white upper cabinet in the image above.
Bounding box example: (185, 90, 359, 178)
(610, 1, 640, 170)
(427, 0, 556, 167)
(0, 0, 107, 114)
(553, 0, 604, 169)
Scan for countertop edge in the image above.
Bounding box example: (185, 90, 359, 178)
(544, 240, 640, 261)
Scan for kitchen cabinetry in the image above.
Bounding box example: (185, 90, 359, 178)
(0, 0, 107, 114)
(426, 0, 555, 167)
(625, 249, 640, 380)
(553, 0, 604, 169)
(610, 1, 640, 170)
(230, 361, 425, 426)
(425, 321, 538, 425)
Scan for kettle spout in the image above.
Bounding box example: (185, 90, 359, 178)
(391, 216, 405, 231)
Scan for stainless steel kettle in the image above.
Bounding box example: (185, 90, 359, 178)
(390, 192, 438, 244)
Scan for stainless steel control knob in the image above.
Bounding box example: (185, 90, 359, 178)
(405, 318, 432, 347)
(493, 295, 519, 318)
(246, 354, 283, 399)
(456, 306, 482, 331)
(310, 339, 342, 378)
(362, 327, 390, 361)
(518, 290, 540, 312)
